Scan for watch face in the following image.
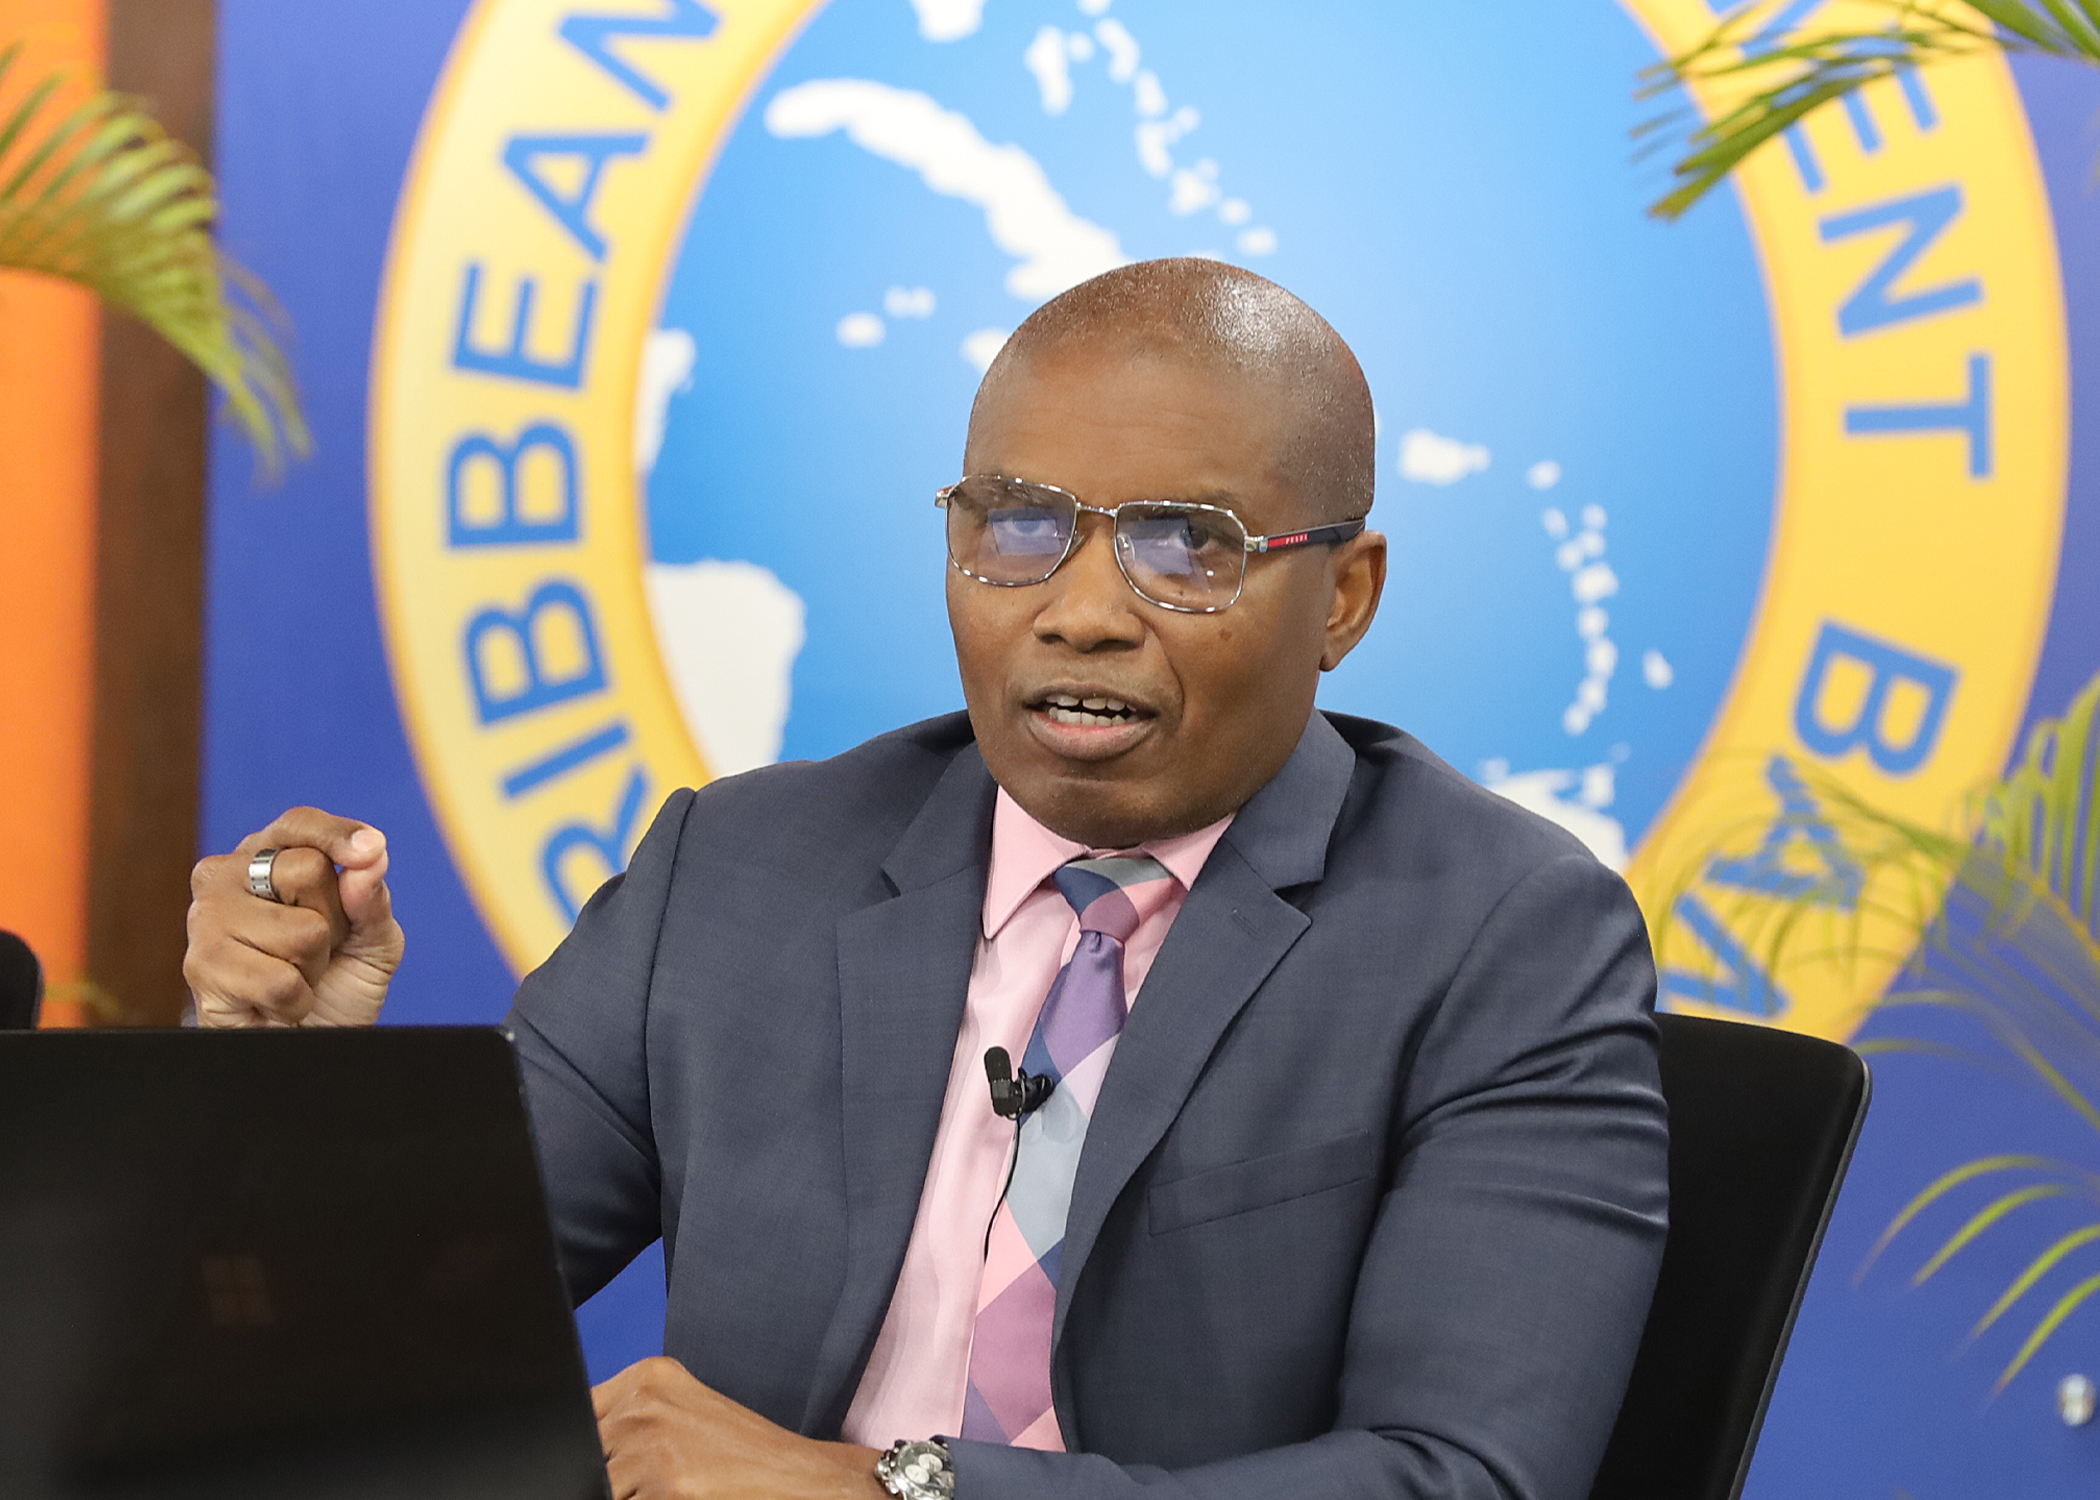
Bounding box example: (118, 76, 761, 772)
(888, 1441, 954, 1497)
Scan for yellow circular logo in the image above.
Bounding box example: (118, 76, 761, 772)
(373, 0, 823, 974)
(1619, 0, 2066, 1039)
(371, 0, 2067, 1040)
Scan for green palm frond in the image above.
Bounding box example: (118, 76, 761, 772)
(1668, 672, 2100, 1007)
(1867, 981, 2100, 1388)
(1640, 1, 2100, 221)
(1878, 986, 2100, 1133)
(1999, 1269, 2100, 1391)
(1853, 1035, 2023, 1086)
(1976, 668, 2100, 941)
(1911, 1183, 2074, 1283)
(1972, 1221, 2100, 1336)
(1661, 671, 2100, 1389)
(0, 43, 307, 474)
(1858, 1152, 2100, 1279)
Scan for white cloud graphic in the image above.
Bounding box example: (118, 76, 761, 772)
(910, 0, 986, 43)
(765, 79, 1128, 300)
(645, 560, 808, 778)
(1133, 69, 1168, 118)
(1541, 504, 1628, 735)
(962, 327, 1009, 372)
(1095, 18, 1140, 81)
(884, 285, 936, 318)
(1169, 164, 1220, 215)
(634, 328, 696, 477)
(1134, 106, 1199, 178)
(1025, 26, 1073, 115)
(835, 311, 885, 347)
(1399, 428, 1491, 485)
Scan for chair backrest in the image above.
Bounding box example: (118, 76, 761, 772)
(0, 931, 41, 1031)
(1587, 1012, 1870, 1500)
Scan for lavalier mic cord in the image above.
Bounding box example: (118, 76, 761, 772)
(981, 1046, 1053, 1259)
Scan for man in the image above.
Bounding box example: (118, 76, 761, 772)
(185, 260, 1669, 1500)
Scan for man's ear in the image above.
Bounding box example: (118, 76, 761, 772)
(1320, 529, 1387, 672)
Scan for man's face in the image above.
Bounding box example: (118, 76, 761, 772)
(949, 344, 1383, 848)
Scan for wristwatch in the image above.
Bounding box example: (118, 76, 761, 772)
(875, 1437, 957, 1499)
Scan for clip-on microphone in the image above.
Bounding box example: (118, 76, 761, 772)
(980, 1047, 1053, 1255)
(983, 1046, 1054, 1120)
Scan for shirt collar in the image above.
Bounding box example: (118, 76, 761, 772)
(981, 787, 1235, 939)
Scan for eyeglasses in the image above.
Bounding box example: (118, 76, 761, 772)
(935, 474, 1366, 614)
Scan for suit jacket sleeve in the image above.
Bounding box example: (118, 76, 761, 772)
(503, 787, 697, 1304)
(952, 852, 1669, 1500)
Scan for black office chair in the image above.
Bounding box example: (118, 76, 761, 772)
(0, 930, 44, 1030)
(1588, 1011, 1870, 1500)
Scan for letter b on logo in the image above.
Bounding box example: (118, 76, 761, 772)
(448, 424, 578, 547)
(465, 580, 607, 724)
(1792, 621, 1958, 775)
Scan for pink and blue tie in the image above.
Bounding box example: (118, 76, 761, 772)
(960, 854, 1179, 1450)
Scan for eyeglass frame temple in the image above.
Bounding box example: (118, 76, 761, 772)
(1244, 518, 1367, 553)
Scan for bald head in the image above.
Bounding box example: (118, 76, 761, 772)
(968, 259, 1376, 522)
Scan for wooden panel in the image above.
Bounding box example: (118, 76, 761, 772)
(0, 0, 106, 1027)
(84, 0, 213, 1026)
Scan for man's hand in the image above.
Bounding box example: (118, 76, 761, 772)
(594, 1357, 888, 1500)
(183, 807, 404, 1028)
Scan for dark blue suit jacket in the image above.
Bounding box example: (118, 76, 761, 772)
(507, 710, 1669, 1500)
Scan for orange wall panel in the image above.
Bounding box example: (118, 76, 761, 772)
(0, 0, 107, 1025)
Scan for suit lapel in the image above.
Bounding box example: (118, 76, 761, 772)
(801, 744, 997, 1437)
(1051, 714, 1359, 1379)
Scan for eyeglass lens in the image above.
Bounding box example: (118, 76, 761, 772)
(944, 477, 1246, 610)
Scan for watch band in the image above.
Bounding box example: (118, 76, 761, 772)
(875, 1438, 956, 1499)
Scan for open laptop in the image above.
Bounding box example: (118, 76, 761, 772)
(0, 1027, 611, 1500)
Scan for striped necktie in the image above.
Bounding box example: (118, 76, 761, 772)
(960, 853, 1179, 1450)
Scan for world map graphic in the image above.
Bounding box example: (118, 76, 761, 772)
(634, 0, 1777, 869)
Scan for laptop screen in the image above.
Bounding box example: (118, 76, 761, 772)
(0, 1027, 610, 1500)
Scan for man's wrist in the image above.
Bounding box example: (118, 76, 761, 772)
(874, 1438, 956, 1500)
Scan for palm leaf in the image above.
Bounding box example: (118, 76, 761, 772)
(1853, 1035, 2031, 1093)
(1641, 1, 2100, 221)
(0, 43, 307, 474)
(1657, 673, 2100, 1387)
(1877, 986, 2100, 1134)
(1972, 1221, 2100, 1335)
(1663, 674, 2100, 1010)
(1857, 1153, 2100, 1280)
(1911, 1182, 2073, 1283)
(1998, 1269, 2100, 1391)
(1976, 670, 2100, 939)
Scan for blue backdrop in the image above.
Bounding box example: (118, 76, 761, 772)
(209, 3, 2100, 1490)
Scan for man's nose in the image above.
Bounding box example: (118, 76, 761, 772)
(1034, 514, 1144, 652)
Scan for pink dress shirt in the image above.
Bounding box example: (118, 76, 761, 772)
(840, 789, 1234, 1448)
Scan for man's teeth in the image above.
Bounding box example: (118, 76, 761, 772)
(1040, 693, 1138, 726)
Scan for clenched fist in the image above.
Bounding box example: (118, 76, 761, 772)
(184, 807, 405, 1027)
(593, 1357, 886, 1500)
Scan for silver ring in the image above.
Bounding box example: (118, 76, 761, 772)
(246, 848, 285, 903)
